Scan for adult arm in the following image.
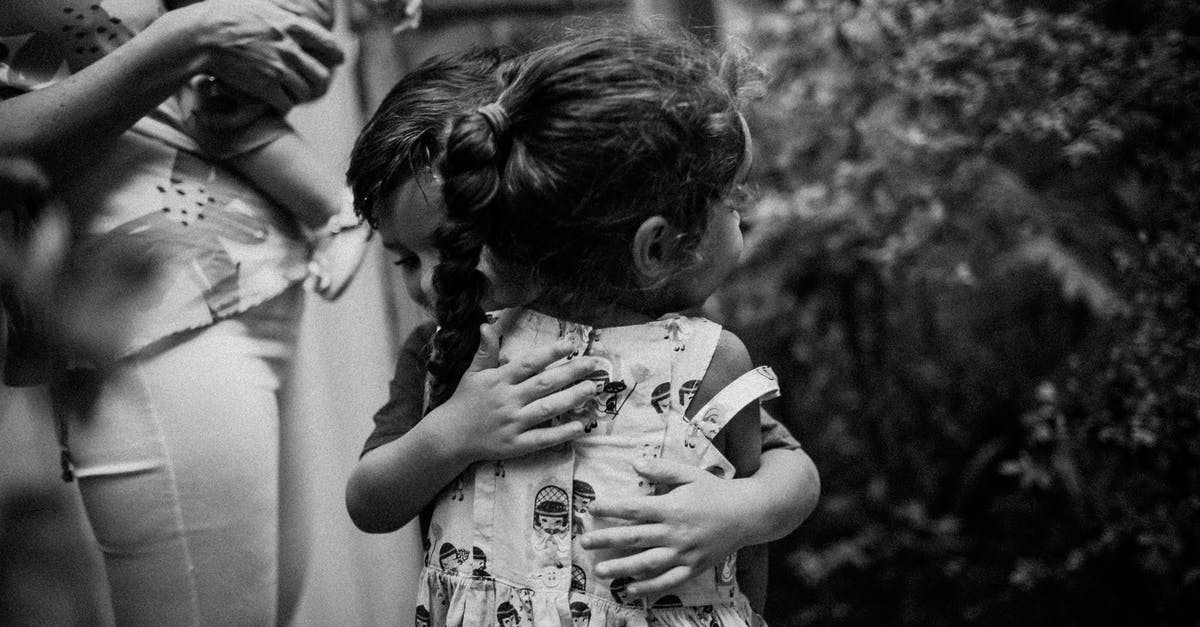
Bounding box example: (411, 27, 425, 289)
(0, 0, 342, 180)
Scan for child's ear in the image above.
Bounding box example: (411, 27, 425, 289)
(632, 216, 679, 287)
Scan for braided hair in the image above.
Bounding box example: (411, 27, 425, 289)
(346, 48, 513, 229)
(427, 22, 761, 409)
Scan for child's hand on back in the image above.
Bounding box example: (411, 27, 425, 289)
(580, 457, 754, 598)
(429, 323, 603, 463)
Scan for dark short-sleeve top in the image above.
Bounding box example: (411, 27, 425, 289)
(361, 321, 436, 456)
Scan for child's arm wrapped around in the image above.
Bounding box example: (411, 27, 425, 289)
(346, 324, 604, 533)
(581, 330, 819, 607)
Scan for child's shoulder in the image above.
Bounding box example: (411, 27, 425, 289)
(700, 327, 752, 391)
(709, 327, 752, 376)
(652, 316, 753, 419)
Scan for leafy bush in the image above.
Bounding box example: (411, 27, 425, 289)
(715, 1, 1200, 624)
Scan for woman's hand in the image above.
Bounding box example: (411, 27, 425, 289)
(0, 0, 344, 176)
(172, 0, 344, 112)
(580, 457, 769, 598)
(428, 323, 602, 463)
(264, 0, 336, 28)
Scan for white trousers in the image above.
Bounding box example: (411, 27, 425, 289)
(69, 288, 303, 626)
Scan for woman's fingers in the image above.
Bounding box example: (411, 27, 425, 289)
(579, 523, 670, 551)
(278, 41, 334, 101)
(207, 54, 302, 111)
(268, 0, 335, 28)
(283, 18, 345, 70)
(272, 61, 311, 108)
(198, 0, 343, 108)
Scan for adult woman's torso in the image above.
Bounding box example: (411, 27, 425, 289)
(0, 0, 309, 355)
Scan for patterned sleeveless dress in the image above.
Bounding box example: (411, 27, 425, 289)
(415, 309, 780, 627)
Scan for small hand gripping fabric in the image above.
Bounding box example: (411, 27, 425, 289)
(660, 366, 781, 479)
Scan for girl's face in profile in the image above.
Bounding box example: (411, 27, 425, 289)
(667, 131, 753, 311)
(380, 172, 443, 310)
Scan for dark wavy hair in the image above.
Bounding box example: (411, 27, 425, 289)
(346, 48, 512, 229)
(428, 23, 762, 408)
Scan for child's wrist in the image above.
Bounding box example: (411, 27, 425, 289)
(414, 411, 479, 469)
(306, 189, 373, 242)
(727, 474, 782, 543)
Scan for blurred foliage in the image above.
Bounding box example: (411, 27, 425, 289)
(713, 0, 1200, 624)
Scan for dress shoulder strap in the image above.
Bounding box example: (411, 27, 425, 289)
(689, 366, 781, 440)
(659, 365, 781, 479)
(647, 315, 723, 418)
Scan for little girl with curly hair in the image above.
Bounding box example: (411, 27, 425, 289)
(403, 24, 789, 626)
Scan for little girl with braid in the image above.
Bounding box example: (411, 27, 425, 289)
(344, 33, 817, 626)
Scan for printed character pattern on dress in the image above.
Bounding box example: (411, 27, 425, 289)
(531, 484, 571, 570)
(678, 379, 701, 408)
(415, 604, 430, 627)
(698, 604, 724, 627)
(471, 546, 490, 577)
(439, 541, 464, 574)
(95, 151, 272, 318)
(592, 354, 633, 418)
(715, 553, 737, 591)
(571, 600, 592, 627)
(655, 316, 691, 352)
(602, 376, 640, 436)
(693, 406, 723, 444)
(610, 576, 636, 606)
(446, 473, 465, 501)
(570, 563, 587, 594)
(647, 595, 684, 625)
(650, 381, 671, 414)
(426, 521, 443, 567)
(497, 601, 520, 627)
(580, 368, 610, 432)
(573, 349, 637, 433)
(636, 441, 665, 489)
(514, 587, 535, 625)
(571, 479, 595, 537)
(601, 379, 630, 415)
(557, 320, 591, 359)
